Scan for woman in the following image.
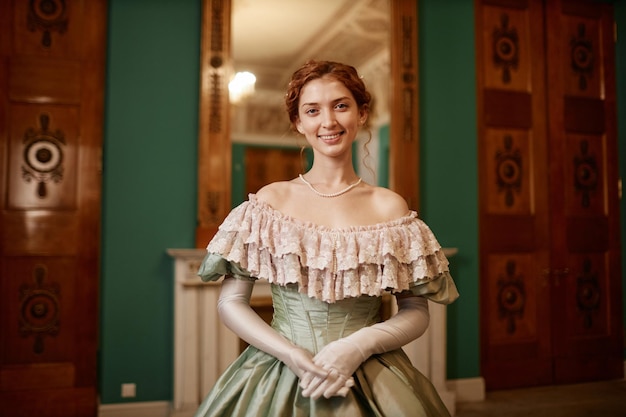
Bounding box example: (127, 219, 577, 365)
(195, 60, 459, 416)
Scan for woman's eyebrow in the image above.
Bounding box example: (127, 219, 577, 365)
(300, 96, 351, 108)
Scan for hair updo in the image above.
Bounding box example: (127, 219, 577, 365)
(285, 60, 372, 132)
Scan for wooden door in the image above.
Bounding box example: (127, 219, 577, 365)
(544, 0, 623, 385)
(476, 0, 622, 390)
(244, 147, 303, 194)
(477, 0, 553, 389)
(0, 1, 107, 416)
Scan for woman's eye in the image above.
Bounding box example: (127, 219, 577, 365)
(335, 103, 348, 110)
(305, 108, 318, 115)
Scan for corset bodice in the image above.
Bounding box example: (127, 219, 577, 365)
(270, 284, 382, 353)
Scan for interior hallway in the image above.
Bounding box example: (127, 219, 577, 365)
(455, 379, 626, 417)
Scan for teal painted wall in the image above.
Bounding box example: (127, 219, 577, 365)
(232, 143, 246, 206)
(102, 0, 200, 403)
(378, 124, 390, 187)
(419, 0, 479, 379)
(101, 0, 625, 405)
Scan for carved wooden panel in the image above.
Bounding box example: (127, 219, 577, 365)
(13, 0, 80, 56)
(481, 249, 553, 389)
(562, 17, 602, 98)
(478, 0, 622, 390)
(546, 0, 622, 385)
(0, 258, 77, 366)
(7, 105, 79, 209)
(0, 0, 106, 414)
(486, 254, 542, 343)
(9, 57, 82, 104)
(2, 211, 79, 256)
(565, 134, 606, 216)
(478, 1, 550, 390)
(564, 254, 609, 335)
(481, 5, 531, 92)
(484, 128, 532, 214)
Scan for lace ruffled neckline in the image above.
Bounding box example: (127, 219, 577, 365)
(205, 194, 452, 303)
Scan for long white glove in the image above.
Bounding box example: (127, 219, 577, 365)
(217, 277, 330, 382)
(301, 294, 430, 399)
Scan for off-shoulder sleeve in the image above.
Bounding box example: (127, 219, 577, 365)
(407, 271, 458, 304)
(197, 252, 254, 282)
(199, 196, 459, 304)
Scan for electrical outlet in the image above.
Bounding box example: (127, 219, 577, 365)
(121, 383, 136, 398)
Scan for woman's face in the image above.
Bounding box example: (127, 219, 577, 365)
(296, 75, 367, 158)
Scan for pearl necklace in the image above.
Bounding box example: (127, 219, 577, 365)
(299, 174, 362, 198)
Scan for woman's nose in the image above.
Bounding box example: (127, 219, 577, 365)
(321, 109, 337, 128)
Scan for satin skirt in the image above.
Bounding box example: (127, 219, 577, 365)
(193, 284, 451, 417)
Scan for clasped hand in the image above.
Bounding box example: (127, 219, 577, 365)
(297, 339, 367, 399)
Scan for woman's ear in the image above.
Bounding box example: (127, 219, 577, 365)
(358, 106, 369, 126)
(296, 120, 304, 134)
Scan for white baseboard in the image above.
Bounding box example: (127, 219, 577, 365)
(98, 401, 170, 417)
(447, 377, 486, 403)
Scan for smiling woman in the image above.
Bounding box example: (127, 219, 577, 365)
(192, 57, 458, 417)
(195, 0, 419, 247)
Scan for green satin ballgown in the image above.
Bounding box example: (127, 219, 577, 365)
(194, 195, 459, 417)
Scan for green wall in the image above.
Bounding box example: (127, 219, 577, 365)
(101, 0, 625, 405)
(102, 0, 200, 403)
(419, 0, 480, 379)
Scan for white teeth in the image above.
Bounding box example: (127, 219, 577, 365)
(319, 133, 341, 140)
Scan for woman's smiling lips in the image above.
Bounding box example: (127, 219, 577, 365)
(318, 131, 344, 143)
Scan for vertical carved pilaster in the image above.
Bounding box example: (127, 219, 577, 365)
(390, 0, 420, 210)
(197, 0, 232, 245)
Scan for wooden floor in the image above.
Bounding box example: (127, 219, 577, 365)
(455, 379, 626, 417)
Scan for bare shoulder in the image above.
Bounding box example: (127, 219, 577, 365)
(368, 186, 410, 220)
(255, 180, 295, 208)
